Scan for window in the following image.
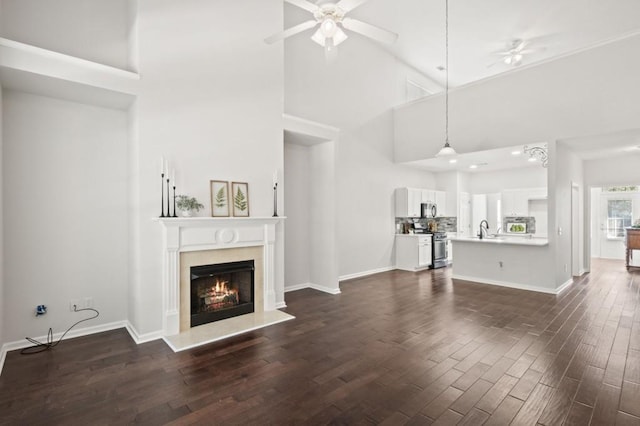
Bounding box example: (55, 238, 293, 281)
(607, 199, 632, 238)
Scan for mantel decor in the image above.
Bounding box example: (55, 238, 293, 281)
(210, 180, 230, 217)
(159, 157, 178, 217)
(232, 182, 250, 217)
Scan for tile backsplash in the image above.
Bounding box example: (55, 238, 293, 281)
(503, 216, 536, 234)
(395, 217, 458, 233)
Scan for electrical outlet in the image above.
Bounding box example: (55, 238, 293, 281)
(70, 299, 80, 311)
(564, 264, 568, 272)
(84, 297, 93, 309)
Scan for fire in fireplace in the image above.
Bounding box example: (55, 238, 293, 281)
(190, 260, 255, 327)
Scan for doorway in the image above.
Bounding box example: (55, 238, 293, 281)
(283, 115, 340, 294)
(590, 185, 639, 262)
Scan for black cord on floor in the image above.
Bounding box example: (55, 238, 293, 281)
(20, 306, 100, 355)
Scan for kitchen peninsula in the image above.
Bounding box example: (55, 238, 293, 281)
(448, 234, 563, 294)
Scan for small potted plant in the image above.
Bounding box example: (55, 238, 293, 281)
(176, 195, 204, 217)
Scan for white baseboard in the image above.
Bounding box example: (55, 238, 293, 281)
(284, 283, 312, 293)
(0, 346, 6, 379)
(556, 278, 574, 295)
(124, 321, 163, 344)
(275, 301, 287, 309)
(0, 320, 128, 376)
(452, 274, 568, 295)
(284, 282, 341, 295)
(339, 266, 395, 282)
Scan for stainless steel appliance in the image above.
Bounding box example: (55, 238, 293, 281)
(431, 232, 448, 269)
(421, 202, 437, 218)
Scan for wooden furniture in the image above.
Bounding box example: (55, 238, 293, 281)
(625, 227, 640, 269)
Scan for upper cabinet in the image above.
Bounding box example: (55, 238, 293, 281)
(501, 188, 547, 217)
(395, 188, 422, 218)
(395, 187, 450, 218)
(435, 191, 447, 216)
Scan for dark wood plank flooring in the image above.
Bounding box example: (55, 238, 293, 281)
(1, 258, 639, 425)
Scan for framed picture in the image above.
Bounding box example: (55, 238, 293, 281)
(210, 180, 230, 217)
(231, 182, 250, 217)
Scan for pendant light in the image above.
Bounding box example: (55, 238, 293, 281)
(436, 0, 457, 157)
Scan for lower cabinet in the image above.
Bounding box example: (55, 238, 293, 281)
(396, 235, 432, 271)
(446, 233, 454, 264)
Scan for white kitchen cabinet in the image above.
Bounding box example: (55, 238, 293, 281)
(421, 189, 435, 204)
(396, 235, 432, 271)
(435, 191, 447, 216)
(446, 234, 454, 264)
(502, 188, 547, 216)
(395, 187, 422, 217)
(502, 189, 529, 216)
(528, 188, 547, 200)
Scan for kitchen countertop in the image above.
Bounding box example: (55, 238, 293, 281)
(449, 235, 549, 246)
(395, 233, 432, 238)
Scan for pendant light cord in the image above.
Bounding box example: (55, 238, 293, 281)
(445, 0, 449, 145)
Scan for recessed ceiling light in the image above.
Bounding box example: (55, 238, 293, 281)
(511, 150, 521, 156)
(449, 159, 457, 164)
(469, 164, 478, 169)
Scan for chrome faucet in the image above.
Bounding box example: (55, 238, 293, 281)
(478, 220, 489, 239)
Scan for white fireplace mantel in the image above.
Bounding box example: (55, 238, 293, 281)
(155, 217, 284, 337)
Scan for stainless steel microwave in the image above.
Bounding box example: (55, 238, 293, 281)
(421, 203, 437, 218)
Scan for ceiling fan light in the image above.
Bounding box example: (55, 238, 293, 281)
(311, 28, 326, 46)
(320, 17, 338, 37)
(333, 27, 348, 46)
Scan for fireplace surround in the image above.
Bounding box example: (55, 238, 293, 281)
(156, 217, 283, 337)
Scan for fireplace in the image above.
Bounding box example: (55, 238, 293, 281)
(190, 260, 255, 327)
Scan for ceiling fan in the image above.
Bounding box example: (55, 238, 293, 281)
(265, 0, 398, 53)
(489, 38, 545, 67)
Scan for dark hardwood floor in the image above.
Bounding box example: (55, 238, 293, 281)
(1, 259, 639, 425)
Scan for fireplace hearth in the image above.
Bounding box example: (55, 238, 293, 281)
(190, 260, 255, 327)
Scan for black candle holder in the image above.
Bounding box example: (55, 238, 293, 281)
(166, 178, 171, 218)
(172, 186, 178, 217)
(160, 173, 166, 217)
(272, 183, 278, 217)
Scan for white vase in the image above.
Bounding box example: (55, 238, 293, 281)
(181, 210, 192, 217)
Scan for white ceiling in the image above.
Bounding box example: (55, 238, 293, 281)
(284, 0, 640, 170)
(302, 0, 640, 88)
(404, 144, 546, 173)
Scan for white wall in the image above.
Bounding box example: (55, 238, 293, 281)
(0, 0, 131, 70)
(551, 142, 584, 286)
(129, 0, 284, 335)
(468, 167, 547, 195)
(584, 154, 640, 188)
(0, 85, 4, 349)
(310, 141, 338, 290)
(284, 142, 311, 288)
(395, 34, 640, 162)
(2, 91, 129, 342)
(285, 23, 436, 277)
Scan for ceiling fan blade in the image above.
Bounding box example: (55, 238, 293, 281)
(341, 18, 398, 45)
(335, 0, 370, 12)
(513, 39, 527, 51)
(264, 20, 318, 44)
(284, 0, 319, 14)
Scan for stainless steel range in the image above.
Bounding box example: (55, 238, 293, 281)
(430, 232, 448, 269)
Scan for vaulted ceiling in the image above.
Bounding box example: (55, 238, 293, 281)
(285, 0, 640, 89)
